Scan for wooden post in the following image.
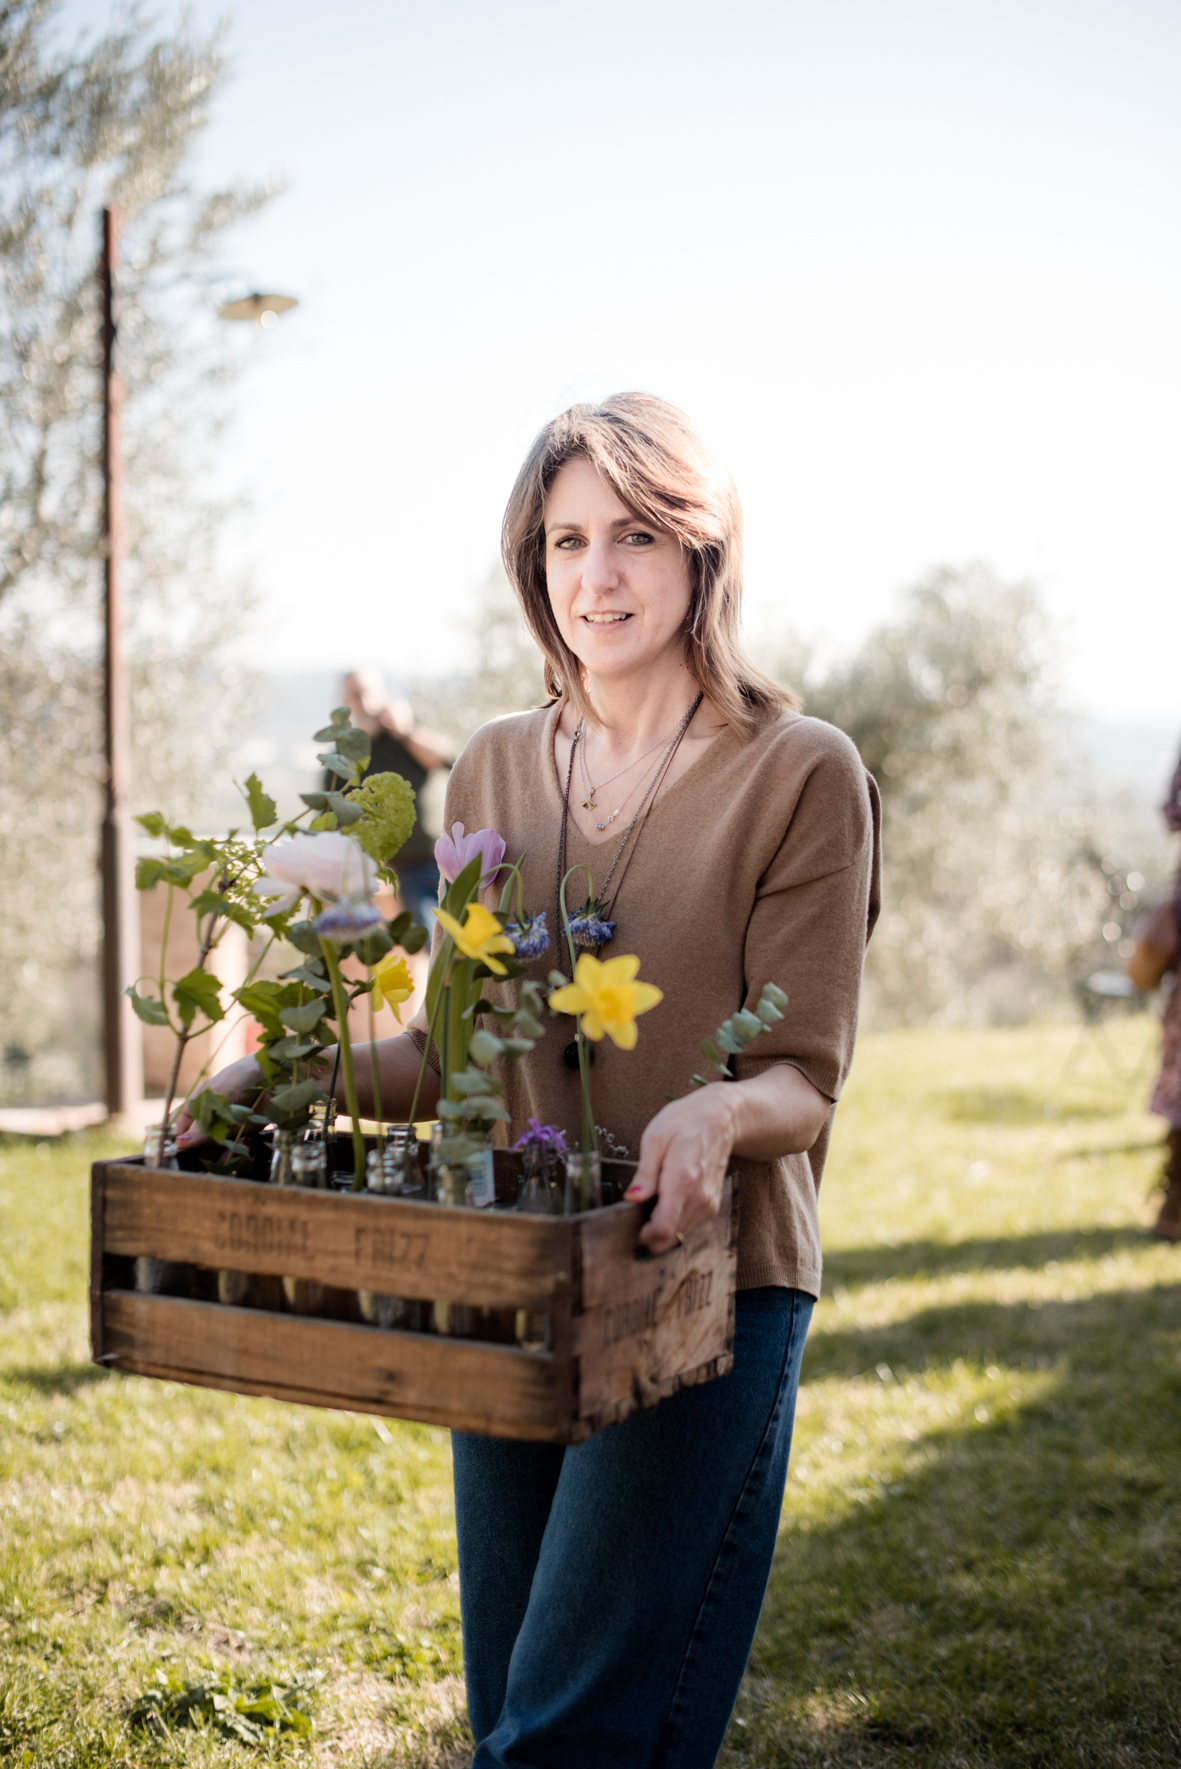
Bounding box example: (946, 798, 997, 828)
(100, 207, 143, 1122)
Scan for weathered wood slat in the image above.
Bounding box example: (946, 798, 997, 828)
(91, 1161, 737, 1442)
(101, 1163, 576, 1307)
(573, 1181, 736, 1422)
(101, 1290, 567, 1441)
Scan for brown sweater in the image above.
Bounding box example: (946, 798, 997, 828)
(412, 701, 881, 1298)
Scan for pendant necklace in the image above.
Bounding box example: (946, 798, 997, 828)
(578, 717, 684, 816)
(555, 691, 704, 955)
(579, 733, 674, 831)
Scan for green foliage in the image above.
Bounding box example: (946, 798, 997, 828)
(130, 1665, 321, 1742)
(171, 966, 226, 1030)
(693, 983, 787, 1086)
(1, 1030, 1178, 1763)
(240, 772, 278, 831)
(126, 987, 169, 1028)
(351, 770, 417, 863)
(0, 0, 271, 1103)
(774, 567, 1172, 1027)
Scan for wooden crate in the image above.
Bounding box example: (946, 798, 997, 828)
(89, 1153, 736, 1443)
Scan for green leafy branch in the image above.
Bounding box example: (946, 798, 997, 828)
(690, 983, 789, 1088)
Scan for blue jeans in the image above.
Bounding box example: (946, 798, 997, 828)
(452, 1286, 814, 1767)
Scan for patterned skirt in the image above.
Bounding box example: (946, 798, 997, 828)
(1151, 975, 1181, 1128)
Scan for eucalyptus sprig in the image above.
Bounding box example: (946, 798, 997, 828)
(690, 983, 789, 1088)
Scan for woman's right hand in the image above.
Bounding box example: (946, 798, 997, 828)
(174, 1055, 266, 1150)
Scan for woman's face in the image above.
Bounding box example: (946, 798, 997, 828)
(543, 458, 693, 688)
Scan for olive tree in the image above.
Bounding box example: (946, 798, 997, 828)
(0, 0, 269, 1102)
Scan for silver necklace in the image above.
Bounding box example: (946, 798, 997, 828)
(578, 717, 685, 814)
(579, 734, 673, 830)
(556, 693, 704, 949)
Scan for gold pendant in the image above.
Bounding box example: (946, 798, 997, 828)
(581, 794, 597, 811)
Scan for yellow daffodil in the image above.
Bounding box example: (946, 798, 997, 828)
(434, 901, 516, 976)
(548, 953, 662, 1049)
(371, 951, 415, 1021)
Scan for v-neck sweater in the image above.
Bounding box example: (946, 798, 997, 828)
(412, 700, 881, 1298)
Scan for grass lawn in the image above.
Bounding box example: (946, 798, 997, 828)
(2, 1017, 1179, 1766)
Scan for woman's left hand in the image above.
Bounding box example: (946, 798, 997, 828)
(625, 1084, 738, 1255)
(625, 1065, 832, 1254)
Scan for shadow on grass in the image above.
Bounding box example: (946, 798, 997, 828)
(821, 1225, 1160, 1293)
(737, 1281, 1181, 1768)
(3, 1359, 110, 1398)
(932, 1088, 1123, 1125)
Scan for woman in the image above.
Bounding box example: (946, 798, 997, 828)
(180, 393, 881, 1766)
(1139, 746, 1181, 1240)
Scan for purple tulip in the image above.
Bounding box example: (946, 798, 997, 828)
(434, 821, 507, 885)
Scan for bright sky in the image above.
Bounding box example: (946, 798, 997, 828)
(66, 0, 1181, 723)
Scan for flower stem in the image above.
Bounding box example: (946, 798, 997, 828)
(559, 865, 598, 1162)
(367, 987, 384, 1145)
(322, 942, 366, 1189)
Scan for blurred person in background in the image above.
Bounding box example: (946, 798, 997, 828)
(1127, 743, 1181, 1239)
(333, 670, 455, 924)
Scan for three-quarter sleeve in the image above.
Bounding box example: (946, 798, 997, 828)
(735, 737, 881, 1103)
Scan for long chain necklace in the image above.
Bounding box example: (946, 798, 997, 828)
(555, 693, 704, 951)
(579, 731, 673, 831)
(578, 716, 685, 815)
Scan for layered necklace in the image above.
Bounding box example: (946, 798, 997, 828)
(578, 716, 684, 829)
(556, 692, 704, 952)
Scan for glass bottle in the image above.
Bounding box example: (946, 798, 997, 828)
(432, 1151, 474, 1336)
(269, 1128, 296, 1186)
(564, 1150, 602, 1215)
(274, 1132, 326, 1313)
(136, 1129, 187, 1295)
(292, 1139, 328, 1188)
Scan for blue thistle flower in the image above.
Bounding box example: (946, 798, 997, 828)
(569, 911, 615, 948)
(314, 899, 384, 944)
(506, 911, 550, 960)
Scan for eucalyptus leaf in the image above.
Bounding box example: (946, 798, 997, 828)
(266, 1036, 319, 1062)
(467, 1029, 504, 1065)
(325, 791, 363, 825)
(269, 1079, 328, 1124)
(399, 922, 428, 954)
(756, 998, 784, 1025)
(317, 750, 356, 781)
(732, 1009, 766, 1041)
(278, 962, 331, 993)
(761, 982, 788, 1011)
(278, 1001, 327, 1034)
(501, 1037, 535, 1059)
(287, 920, 324, 957)
(300, 791, 330, 811)
(463, 1096, 512, 1122)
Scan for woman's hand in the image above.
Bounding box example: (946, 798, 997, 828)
(174, 1054, 267, 1151)
(626, 1085, 738, 1255)
(626, 1065, 831, 1254)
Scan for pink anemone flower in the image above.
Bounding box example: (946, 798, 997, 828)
(434, 822, 506, 885)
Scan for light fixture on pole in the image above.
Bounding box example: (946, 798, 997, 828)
(99, 227, 298, 1124)
(218, 291, 299, 329)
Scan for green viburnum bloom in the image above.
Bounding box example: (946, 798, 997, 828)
(351, 771, 416, 863)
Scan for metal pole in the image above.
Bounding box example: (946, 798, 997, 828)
(100, 206, 143, 1121)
